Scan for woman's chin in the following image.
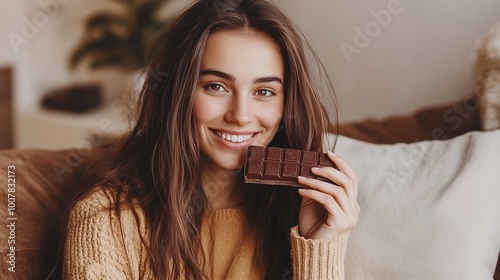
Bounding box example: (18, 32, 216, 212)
(205, 154, 245, 172)
(219, 160, 245, 171)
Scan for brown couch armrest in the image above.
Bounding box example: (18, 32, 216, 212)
(337, 95, 481, 144)
(0, 145, 110, 279)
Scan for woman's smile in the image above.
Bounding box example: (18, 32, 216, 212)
(212, 129, 256, 143)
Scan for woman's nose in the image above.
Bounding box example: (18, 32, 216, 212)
(224, 96, 252, 126)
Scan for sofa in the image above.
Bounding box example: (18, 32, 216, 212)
(0, 95, 499, 280)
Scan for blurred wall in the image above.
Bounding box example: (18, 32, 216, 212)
(2, 0, 500, 149)
(0, 1, 24, 147)
(273, 0, 500, 122)
(0, 2, 23, 66)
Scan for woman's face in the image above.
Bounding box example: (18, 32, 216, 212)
(194, 29, 284, 170)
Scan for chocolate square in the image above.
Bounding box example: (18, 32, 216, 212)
(300, 164, 315, 178)
(246, 159, 264, 178)
(301, 151, 318, 164)
(248, 146, 265, 160)
(267, 147, 283, 161)
(284, 149, 300, 163)
(282, 163, 299, 179)
(264, 161, 281, 179)
(319, 153, 334, 167)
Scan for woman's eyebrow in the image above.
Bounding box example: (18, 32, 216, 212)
(200, 69, 283, 85)
(253, 76, 283, 85)
(201, 69, 235, 81)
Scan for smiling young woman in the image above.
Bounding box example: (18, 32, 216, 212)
(59, 0, 359, 279)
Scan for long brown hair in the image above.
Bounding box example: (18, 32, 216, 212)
(58, 0, 338, 279)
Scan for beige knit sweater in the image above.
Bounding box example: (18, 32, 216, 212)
(63, 188, 349, 279)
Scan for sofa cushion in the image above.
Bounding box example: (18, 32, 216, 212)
(0, 148, 105, 279)
(329, 130, 500, 279)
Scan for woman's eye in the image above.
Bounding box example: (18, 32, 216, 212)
(205, 84, 226, 92)
(255, 89, 275, 97)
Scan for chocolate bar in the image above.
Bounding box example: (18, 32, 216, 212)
(244, 146, 337, 187)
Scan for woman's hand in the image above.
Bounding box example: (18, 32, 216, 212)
(297, 151, 360, 239)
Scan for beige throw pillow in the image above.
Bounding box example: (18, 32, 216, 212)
(328, 130, 500, 279)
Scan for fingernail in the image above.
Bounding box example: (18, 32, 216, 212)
(298, 188, 306, 193)
(297, 176, 307, 181)
(311, 167, 320, 171)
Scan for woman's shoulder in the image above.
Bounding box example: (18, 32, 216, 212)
(64, 187, 150, 278)
(69, 186, 144, 224)
(70, 187, 116, 217)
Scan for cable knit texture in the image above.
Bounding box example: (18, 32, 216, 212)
(290, 226, 349, 280)
(63, 188, 349, 279)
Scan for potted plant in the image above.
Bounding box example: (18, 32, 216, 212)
(42, 0, 177, 113)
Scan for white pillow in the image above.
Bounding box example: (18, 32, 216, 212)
(327, 130, 500, 279)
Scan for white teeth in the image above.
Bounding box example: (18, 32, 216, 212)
(214, 131, 254, 143)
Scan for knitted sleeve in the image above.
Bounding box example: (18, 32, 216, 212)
(63, 188, 148, 280)
(289, 226, 350, 280)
